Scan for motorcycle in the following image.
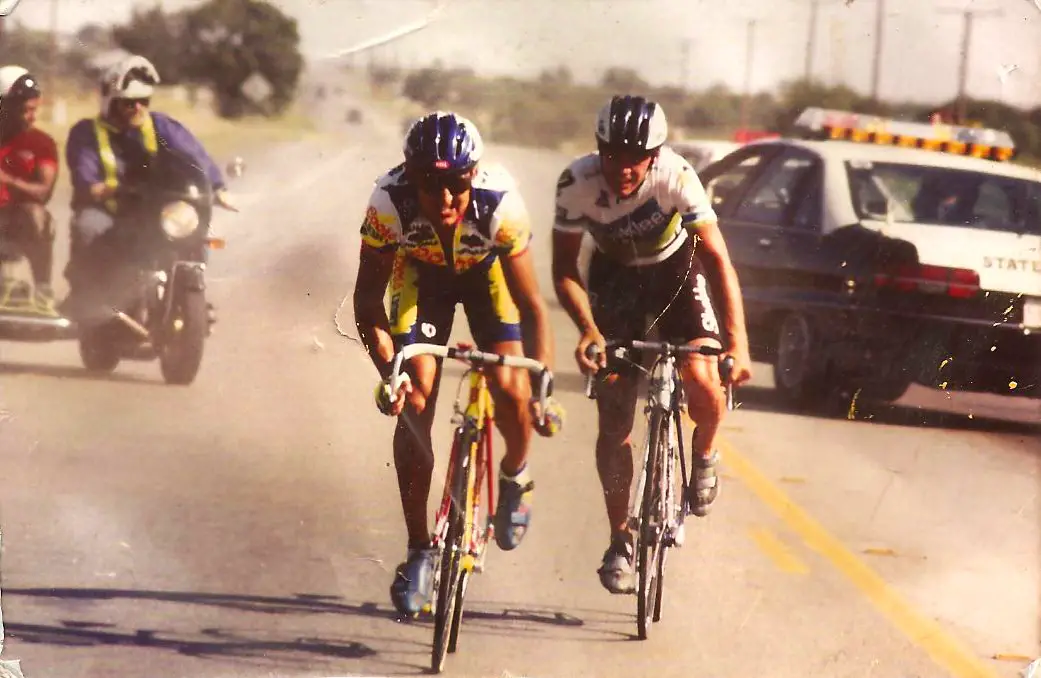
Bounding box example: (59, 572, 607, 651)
(0, 146, 243, 385)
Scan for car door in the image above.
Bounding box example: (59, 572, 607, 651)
(720, 146, 824, 318)
(698, 144, 786, 293)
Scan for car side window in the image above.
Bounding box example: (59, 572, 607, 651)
(733, 150, 820, 226)
(791, 170, 823, 231)
(701, 150, 770, 214)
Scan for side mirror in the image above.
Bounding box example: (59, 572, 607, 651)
(226, 156, 246, 179)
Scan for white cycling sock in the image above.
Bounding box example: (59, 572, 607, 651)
(500, 462, 531, 485)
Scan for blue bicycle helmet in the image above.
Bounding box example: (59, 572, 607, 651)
(403, 111, 484, 172)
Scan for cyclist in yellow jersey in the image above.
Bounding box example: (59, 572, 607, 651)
(552, 95, 753, 594)
(353, 111, 564, 618)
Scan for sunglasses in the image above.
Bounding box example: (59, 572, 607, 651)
(413, 171, 472, 195)
(598, 145, 655, 165)
(119, 97, 150, 108)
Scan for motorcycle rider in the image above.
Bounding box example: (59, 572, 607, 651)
(0, 65, 60, 316)
(61, 54, 237, 317)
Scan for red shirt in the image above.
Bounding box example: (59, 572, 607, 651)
(0, 127, 58, 207)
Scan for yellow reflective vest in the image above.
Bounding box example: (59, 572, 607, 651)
(93, 113, 159, 213)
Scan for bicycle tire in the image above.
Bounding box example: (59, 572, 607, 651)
(637, 409, 668, 640)
(431, 426, 473, 673)
(652, 409, 682, 622)
(447, 425, 483, 653)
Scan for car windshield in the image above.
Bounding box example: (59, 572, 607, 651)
(845, 160, 1041, 235)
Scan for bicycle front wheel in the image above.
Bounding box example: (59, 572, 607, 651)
(636, 409, 668, 640)
(431, 426, 475, 672)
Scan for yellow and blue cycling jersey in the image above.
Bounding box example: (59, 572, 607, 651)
(360, 162, 533, 347)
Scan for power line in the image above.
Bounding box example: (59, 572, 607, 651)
(937, 5, 1004, 122)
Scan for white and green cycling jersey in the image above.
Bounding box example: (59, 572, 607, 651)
(553, 145, 719, 267)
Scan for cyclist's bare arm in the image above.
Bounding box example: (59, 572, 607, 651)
(686, 220, 752, 380)
(552, 229, 605, 372)
(501, 246, 555, 369)
(353, 243, 397, 379)
(551, 230, 594, 333)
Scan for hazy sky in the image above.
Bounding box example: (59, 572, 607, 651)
(10, 0, 1041, 108)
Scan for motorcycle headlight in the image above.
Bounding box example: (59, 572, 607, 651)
(161, 200, 200, 239)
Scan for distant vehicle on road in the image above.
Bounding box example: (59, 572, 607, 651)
(699, 107, 1041, 408)
(346, 108, 363, 124)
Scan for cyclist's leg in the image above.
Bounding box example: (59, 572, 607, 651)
(656, 240, 727, 516)
(463, 256, 535, 551)
(387, 257, 455, 616)
(587, 248, 644, 592)
(594, 367, 641, 593)
(13, 203, 56, 310)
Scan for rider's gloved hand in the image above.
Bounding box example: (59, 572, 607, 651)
(374, 373, 412, 416)
(530, 396, 565, 438)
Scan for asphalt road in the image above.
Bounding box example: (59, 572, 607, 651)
(0, 81, 1038, 678)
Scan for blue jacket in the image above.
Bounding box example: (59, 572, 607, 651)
(65, 110, 225, 210)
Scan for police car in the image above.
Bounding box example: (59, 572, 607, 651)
(698, 107, 1041, 407)
(672, 139, 743, 172)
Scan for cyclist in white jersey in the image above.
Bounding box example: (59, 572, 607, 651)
(552, 95, 753, 594)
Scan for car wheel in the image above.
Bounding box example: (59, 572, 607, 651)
(773, 312, 832, 410)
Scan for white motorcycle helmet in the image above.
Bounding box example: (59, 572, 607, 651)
(99, 54, 160, 116)
(0, 65, 41, 112)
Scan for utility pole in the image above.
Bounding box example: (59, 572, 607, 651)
(938, 5, 1004, 123)
(870, 0, 885, 102)
(739, 19, 756, 130)
(49, 0, 59, 86)
(680, 39, 691, 90)
(805, 0, 820, 81)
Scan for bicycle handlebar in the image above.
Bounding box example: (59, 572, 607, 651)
(387, 342, 555, 427)
(583, 340, 736, 411)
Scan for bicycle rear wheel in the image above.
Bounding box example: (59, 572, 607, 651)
(636, 409, 668, 640)
(431, 426, 475, 673)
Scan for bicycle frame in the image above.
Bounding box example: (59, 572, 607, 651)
(386, 341, 553, 673)
(585, 339, 735, 639)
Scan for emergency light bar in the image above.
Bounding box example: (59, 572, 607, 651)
(793, 107, 1017, 162)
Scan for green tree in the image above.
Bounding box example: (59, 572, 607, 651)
(181, 0, 304, 117)
(112, 7, 188, 84)
(600, 67, 649, 94)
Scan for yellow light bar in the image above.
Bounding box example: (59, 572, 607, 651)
(793, 107, 1017, 161)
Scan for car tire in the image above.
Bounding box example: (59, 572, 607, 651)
(772, 311, 833, 411)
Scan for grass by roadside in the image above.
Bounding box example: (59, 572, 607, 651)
(34, 85, 325, 166)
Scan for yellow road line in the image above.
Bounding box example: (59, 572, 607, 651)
(719, 437, 1001, 678)
(748, 526, 811, 575)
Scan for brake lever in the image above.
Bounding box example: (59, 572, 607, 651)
(719, 354, 736, 411)
(583, 344, 602, 400)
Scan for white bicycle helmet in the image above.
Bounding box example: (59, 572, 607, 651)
(0, 65, 41, 108)
(99, 54, 160, 115)
(595, 95, 668, 152)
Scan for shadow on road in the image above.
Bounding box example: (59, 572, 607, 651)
(0, 362, 161, 386)
(732, 384, 1039, 436)
(4, 620, 376, 662)
(5, 587, 633, 674)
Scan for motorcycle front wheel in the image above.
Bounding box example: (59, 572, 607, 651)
(159, 290, 207, 385)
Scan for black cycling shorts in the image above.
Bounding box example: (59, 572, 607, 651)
(587, 235, 723, 375)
